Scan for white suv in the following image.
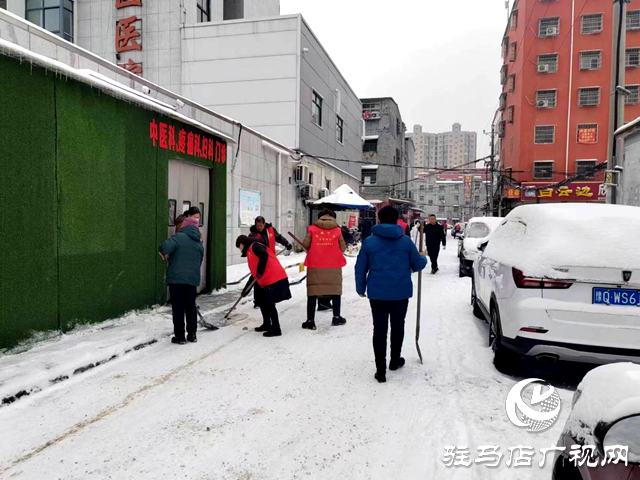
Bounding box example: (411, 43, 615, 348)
(472, 204, 640, 373)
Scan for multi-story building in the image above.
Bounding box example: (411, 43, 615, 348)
(410, 123, 478, 170)
(361, 97, 409, 201)
(412, 170, 489, 221)
(499, 0, 640, 204)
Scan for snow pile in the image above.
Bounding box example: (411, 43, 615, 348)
(566, 362, 640, 448)
(483, 204, 640, 277)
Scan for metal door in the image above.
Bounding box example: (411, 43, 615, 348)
(168, 160, 210, 293)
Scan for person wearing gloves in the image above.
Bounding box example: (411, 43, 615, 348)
(250, 216, 292, 256)
(355, 206, 427, 384)
(424, 214, 447, 274)
(159, 218, 205, 345)
(236, 235, 291, 337)
(301, 209, 347, 330)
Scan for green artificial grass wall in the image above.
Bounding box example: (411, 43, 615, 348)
(0, 54, 227, 348)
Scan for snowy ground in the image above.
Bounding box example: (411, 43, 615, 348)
(0, 247, 580, 479)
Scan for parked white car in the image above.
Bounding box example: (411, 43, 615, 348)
(458, 217, 504, 278)
(471, 204, 640, 373)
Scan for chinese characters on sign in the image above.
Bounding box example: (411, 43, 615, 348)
(505, 188, 521, 199)
(577, 126, 597, 144)
(464, 176, 472, 199)
(521, 182, 606, 202)
(443, 445, 628, 469)
(115, 1, 143, 76)
(149, 120, 227, 164)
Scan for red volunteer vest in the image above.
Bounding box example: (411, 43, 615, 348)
(266, 226, 276, 253)
(397, 220, 408, 234)
(247, 243, 288, 287)
(304, 226, 347, 268)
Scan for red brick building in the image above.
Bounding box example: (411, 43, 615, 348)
(499, 0, 640, 203)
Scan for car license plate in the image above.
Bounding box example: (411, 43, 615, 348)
(593, 287, 640, 306)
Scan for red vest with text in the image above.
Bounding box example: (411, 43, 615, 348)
(265, 226, 276, 253)
(247, 243, 288, 287)
(397, 220, 408, 234)
(304, 226, 347, 268)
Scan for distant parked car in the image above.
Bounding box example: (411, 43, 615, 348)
(552, 363, 640, 479)
(471, 204, 640, 373)
(458, 217, 504, 277)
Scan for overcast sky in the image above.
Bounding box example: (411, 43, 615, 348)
(280, 0, 509, 158)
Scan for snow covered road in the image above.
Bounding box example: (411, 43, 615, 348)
(0, 247, 575, 479)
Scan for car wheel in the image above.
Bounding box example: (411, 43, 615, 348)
(459, 258, 464, 278)
(490, 303, 520, 375)
(471, 278, 484, 319)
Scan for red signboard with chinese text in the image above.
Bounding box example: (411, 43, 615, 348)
(115, 1, 143, 75)
(118, 58, 143, 75)
(520, 182, 605, 202)
(150, 120, 226, 164)
(463, 176, 472, 198)
(116, 0, 142, 7)
(504, 187, 521, 199)
(577, 126, 597, 144)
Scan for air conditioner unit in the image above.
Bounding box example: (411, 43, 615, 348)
(369, 111, 381, 120)
(538, 64, 550, 73)
(295, 165, 309, 184)
(319, 188, 330, 199)
(300, 184, 315, 199)
(537, 100, 550, 109)
(546, 26, 559, 36)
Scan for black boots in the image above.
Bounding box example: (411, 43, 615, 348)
(255, 323, 270, 332)
(263, 329, 282, 337)
(374, 371, 386, 383)
(301, 320, 317, 330)
(331, 316, 347, 326)
(389, 357, 406, 371)
(171, 337, 186, 345)
(187, 332, 197, 343)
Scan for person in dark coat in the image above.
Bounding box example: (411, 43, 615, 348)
(424, 214, 446, 274)
(236, 235, 292, 337)
(355, 206, 428, 383)
(250, 216, 292, 256)
(361, 219, 373, 242)
(159, 222, 205, 345)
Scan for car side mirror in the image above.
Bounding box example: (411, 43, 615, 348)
(478, 241, 488, 252)
(596, 414, 640, 464)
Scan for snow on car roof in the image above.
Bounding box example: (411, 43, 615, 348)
(566, 363, 640, 445)
(467, 217, 505, 228)
(483, 203, 640, 277)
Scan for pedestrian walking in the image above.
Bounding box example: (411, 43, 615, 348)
(424, 214, 446, 274)
(301, 209, 347, 330)
(250, 216, 292, 256)
(236, 235, 291, 337)
(361, 219, 373, 242)
(397, 218, 410, 236)
(159, 218, 205, 345)
(355, 206, 427, 383)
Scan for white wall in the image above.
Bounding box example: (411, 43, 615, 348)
(6, 0, 24, 17)
(182, 15, 300, 148)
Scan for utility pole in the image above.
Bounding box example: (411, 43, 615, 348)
(483, 124, 497, 216)
(608, 0, 629, 204)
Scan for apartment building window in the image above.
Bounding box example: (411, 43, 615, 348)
(536, 89, 557, 108)
(500, 64, 509, 84)
(0, 0, 6, 8)
(453, 206, 460, 213)
(428, 184, 434, 191)
(438, 206, 445, 213)
(539, 17, 560, 37)
(578, 87, 601, 107)
(626, 48, 640, 67)
(533, 161, 554, 179)
(509, 42, 517, 62)
(627, 10, 640, 31)
(438, 195, 445, 202)
(312, 90, 323, 127)
(626, 85, 640, 105)
(197, 0, 211, 22)
(362, 168, 377, 185)
(579, 51, 602, 71)
(363, 139, 378, 153)
(428, 200, 433, 206)
(581, 14, 603, 34)
(499, 92, 507, 111)
(506, 106, 515, 123)
(537, 54, 558, 73)
(507, 74, 516, 92)
(326, 179, 331, 191)
(576, 160, 597, 178)
(26, 0, 74, 42)
(223, 0, 244, 20)
(419, 195, 425, 202)
(336, 115, 344, 144)
(511, 10, 518, 30)
(534, 125, 555, 144)
(439, 185, 445, 192)
(577, 124, 598, 144)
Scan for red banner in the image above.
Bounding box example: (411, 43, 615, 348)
(504, 187, 521, 199)
(149, 120, 226, 164)
(520, 182, 606, 201)
(464, 176, 472, 198)
(577, 126, 597, 144)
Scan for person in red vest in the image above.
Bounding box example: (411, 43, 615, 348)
(250, 216, 292, 256)
(397, 218, 410, 236)
(236, 235, 291, 337)
(301, 209, 347, 330)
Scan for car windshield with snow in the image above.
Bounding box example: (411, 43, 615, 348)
(458, 217, 504, 278)
(471, 204, 640, 374)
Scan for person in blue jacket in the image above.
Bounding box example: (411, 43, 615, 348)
(355, 206, 428, 383)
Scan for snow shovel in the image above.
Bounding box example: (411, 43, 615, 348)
(416, 221, 424, 364)
(287, 232, 309, 253)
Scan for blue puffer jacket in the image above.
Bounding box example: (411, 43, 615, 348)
(159, 226, 204, 287)
(355, 224, 428, 300)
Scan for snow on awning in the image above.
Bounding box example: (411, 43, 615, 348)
(314, 184, 374, 210)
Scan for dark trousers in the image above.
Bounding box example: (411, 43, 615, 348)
(307, 296, 341, 320)
(259, 302, 281, 332)
(169, 284, 198, 340)
(427, 246, 440, 271)
(370, 299, 409, 373)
